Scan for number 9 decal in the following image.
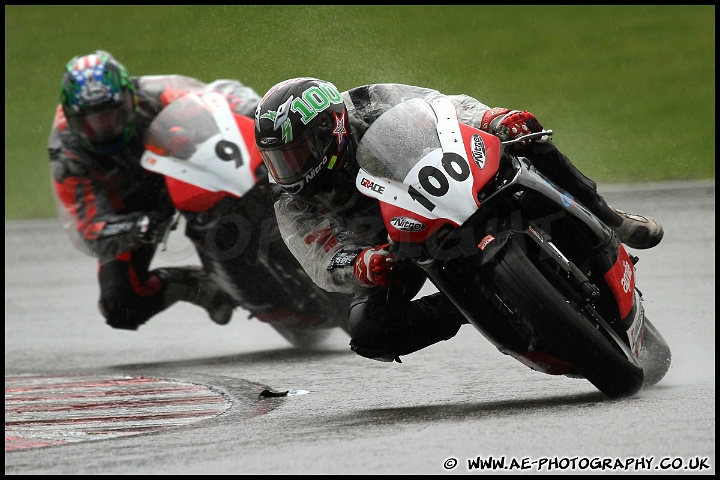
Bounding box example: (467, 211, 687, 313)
(215, 140, 243, 168)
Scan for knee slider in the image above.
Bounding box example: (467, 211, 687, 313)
(349, 340, 401, 363)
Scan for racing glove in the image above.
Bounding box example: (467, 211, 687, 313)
(480, 108, 544, 146)
(354, 244, 396, 287)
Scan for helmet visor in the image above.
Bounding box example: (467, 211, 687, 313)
(260, 136, 318, 186)
(67, 91, 135, 144)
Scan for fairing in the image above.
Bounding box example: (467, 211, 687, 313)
(141, 92, 264, 212)
(355, 97, 501, 243)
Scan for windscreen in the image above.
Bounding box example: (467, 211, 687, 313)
(356, 98, 441, 182)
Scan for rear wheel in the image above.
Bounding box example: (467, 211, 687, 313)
(492, 240, 644, 398)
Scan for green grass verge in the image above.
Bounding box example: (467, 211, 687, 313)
(5, 5, 715, 220)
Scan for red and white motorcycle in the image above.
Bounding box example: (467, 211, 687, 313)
(141, 91, 351, 348)
(354, 97, 671, 398)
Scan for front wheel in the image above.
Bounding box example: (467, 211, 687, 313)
(492, 240, 644, 398)
(639, 317, 672, 386)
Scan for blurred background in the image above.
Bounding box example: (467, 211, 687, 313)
(5, 5, 715, 220)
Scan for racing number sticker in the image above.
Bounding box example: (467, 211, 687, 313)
(215, 140, 244, 168)
(408, 152, 471, 212)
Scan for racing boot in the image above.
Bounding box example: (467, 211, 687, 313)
(604, 205, 664, 250)
(584, 196, 664, 250)
(157, 267, 235, 325)
(521, 141, 664, 250)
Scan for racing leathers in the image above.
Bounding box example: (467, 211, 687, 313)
(49, 75, 261, 330)
(272, 83, 646, 362)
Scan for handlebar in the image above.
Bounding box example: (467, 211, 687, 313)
(501, 129, 553, 146)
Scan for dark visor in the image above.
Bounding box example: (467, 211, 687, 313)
(68, 91, 135, 144)
(260, 136, 317, 185)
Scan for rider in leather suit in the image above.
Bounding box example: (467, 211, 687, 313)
(49, 50, 261, 331)
(253, 78, 664, 363)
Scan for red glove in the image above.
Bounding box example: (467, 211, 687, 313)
(354, 244, 396, 287)
(480, 108, 544, 146)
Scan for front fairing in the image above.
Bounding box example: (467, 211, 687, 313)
(354, 97, 502, 243)
(140, 92, 264, 212)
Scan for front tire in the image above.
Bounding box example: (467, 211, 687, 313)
(492, 240, 644, 398)
(639, 318, 671, 386)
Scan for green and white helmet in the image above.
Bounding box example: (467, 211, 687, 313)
(254, 78, 350, 197)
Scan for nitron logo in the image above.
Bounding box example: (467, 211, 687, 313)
(390, 216, 426, 232)
(470, 133, 486, 169)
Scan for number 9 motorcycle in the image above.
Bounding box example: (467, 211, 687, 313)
(141, 91, 351, 348)
(354, 97, 671, 398)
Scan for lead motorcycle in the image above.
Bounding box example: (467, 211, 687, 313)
(140, 91, 351, 348)
(354, 97, 671, 398)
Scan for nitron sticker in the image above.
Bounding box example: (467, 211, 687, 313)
(390, 216, 426, 232)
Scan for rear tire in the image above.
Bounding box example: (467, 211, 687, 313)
(492, 240, 644, 398)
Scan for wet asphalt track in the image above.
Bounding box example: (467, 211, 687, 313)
(5, 180, 715, 474)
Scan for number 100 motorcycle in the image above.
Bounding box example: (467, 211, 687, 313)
(354, 97, 671, 398)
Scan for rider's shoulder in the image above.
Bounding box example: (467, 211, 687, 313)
(136, 74, 206, 94)
(49, 138, 92, 179)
